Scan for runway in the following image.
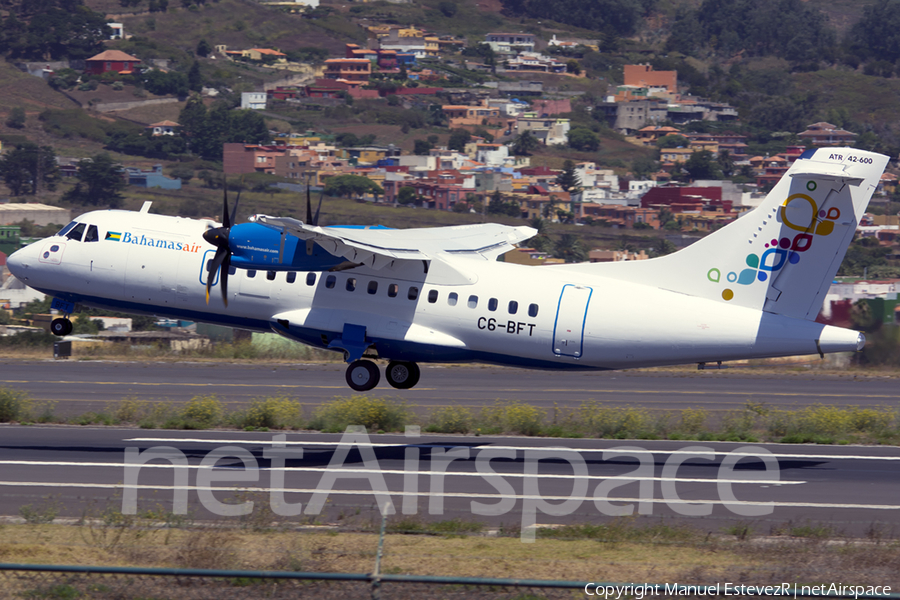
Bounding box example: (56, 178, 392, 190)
(2, 425, 900, 537)
(1, 360, 898, 418)
(2, 360, 899, 535)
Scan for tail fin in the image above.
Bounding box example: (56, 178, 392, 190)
(573, 148, 889, 320)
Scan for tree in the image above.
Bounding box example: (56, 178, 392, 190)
(170, 165, 194, 184)
(6, 106, 25, 129)
(656, 134, 690, 148)
(631, 155, 658, 179)
(567, 127, 599, 152)
(188, 61, 202, 92)
(555, 160, 581, 192)
(324, 174, 384, 200)
(438, 1, 457, 17)
(397, 186, 418, 205)
(682, 150, 722, 181)
(63, 153, 126, 208)
(511, 130, 539, 156)
(196, 39, 211, 57)
(566, 59, 581, 75)
(413, 139, 433, 155)
(0, 144, 59, 196)
(552, 233, 588, 263)
(486, 191, 522, 217)
(447, 129, 471, 152)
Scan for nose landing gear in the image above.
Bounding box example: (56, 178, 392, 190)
(50, 317, 73, 336)
(343, 359, 421, 391)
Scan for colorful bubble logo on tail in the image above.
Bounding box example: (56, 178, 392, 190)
(710, 189, 841, 301)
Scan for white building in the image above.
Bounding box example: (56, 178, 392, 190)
(241, 92, 267, 110)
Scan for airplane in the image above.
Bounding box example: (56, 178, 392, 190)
(5, 147, 888, 392)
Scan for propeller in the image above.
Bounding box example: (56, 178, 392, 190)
(306, 172, 323, 227)
(203, 178, 241, 307)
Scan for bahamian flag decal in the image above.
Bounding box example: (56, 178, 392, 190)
(105, 231, 122, 241)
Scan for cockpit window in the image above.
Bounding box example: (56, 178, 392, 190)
(57, 222, 77, 237)
(66, 223, 86, 242)
(85, 225, 99, 242)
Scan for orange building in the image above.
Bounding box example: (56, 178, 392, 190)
(623, 64, 677, 93)
(323, 58, 371, 86)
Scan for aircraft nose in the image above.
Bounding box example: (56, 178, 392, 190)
(6, 247, 31, 281)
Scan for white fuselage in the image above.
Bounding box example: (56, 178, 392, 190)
(8, 210, 861, 371)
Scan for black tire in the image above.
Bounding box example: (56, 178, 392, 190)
(385, 361, 420, 390)
(345, 359, 380, 392)
(50, 318, 71, 337)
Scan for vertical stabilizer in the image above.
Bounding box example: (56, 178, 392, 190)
(568, 148, 889, 320)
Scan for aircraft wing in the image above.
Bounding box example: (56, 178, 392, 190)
(249, 215, 536, 269)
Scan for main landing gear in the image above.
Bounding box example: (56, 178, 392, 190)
(50, 317, 73, 336)
(345, 359, 421, 392)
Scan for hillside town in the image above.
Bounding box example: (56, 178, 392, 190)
(2, 9, 900, 335)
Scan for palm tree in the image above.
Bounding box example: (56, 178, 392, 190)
(553, 233, 588, 263)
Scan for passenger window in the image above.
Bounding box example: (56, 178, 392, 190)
(286, 272, 297, 284)
(408, 286, 419, 300)
(488, 298, 498, 312)
(346, 278, 357, 292)
(508, 300, 518, 315)
(388, 284, 399, 298)
(66, 223, 86, 241)
(528, 303, 539, 317)
(306, 273, 317, 286)
(85, 225, 99, 242)
(247, 270, 257, 278)
(428, 290, 438, 303)
(325, 275, 336, 289)
(368, 281, 378, 295)
(468, 295, 478, 309)
(267, 271, 276, 281)
(448, 292, 458, 306)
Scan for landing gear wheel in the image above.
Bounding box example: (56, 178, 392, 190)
(345, 359, 380, 392)
(386, 361, 420, 390)
(50, 318, 72, 336)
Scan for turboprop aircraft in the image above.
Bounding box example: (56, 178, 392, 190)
(6, 147, 888, 391)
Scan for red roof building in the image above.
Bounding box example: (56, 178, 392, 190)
(84, 50, 141, 75)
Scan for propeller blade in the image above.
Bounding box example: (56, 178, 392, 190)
(306, 174, 313, 224)
(313, 191, 324, 227)
(205, 248, 227, 305)
(222, 178, 230, 229)
(230, 178, 243, 228)
(220, 254, 230, 307)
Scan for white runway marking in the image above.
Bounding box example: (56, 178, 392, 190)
(124, 437, 900, 462)
(0, 481, 894, 510)
(0, 460, 797, 486)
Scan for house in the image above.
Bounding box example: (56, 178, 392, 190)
(485, 33, 536, 54)
(323, 58, 371, 86)
(125, 165, 182, 190)
(83, 50, 141, 75)
(442, 100, 502, 127)
(108, 23, 124, 40)
(797, 122, 859, 146)
(623, 64, 677, 94)
(515, 117, 571, 146)
(145, 120, 180, 136)
(241, 92, 267, 110)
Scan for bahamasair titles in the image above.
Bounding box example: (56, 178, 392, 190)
(7, 148, 887, 391)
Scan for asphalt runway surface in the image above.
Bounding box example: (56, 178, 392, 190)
(2, 360, 899, 535)
(1, 359, 898, 417)
(2, 426, 900, 537)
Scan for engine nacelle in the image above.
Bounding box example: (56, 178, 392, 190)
(228, 222, 346, 271)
